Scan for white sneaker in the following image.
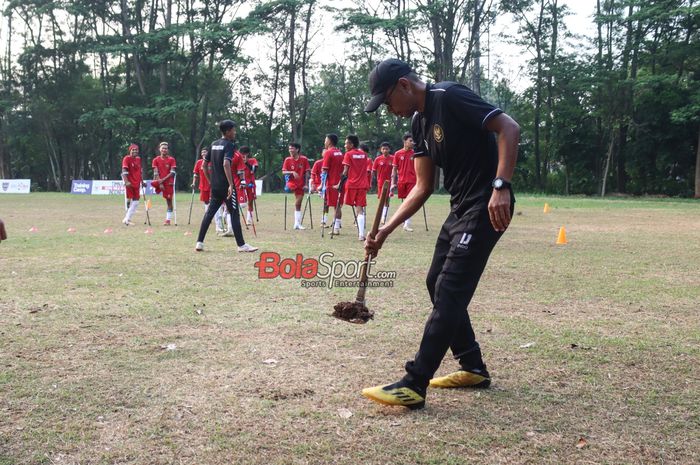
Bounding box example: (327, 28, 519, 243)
(403, 226, 414, 232)
(332, 228, 340, 235)
(122, 218, 133, 226)
(195, 242, 204, 252)
(294, 224, 306, 230)
(359, 236, 366, 241)
(237, 243, 259, 253)
(219, 231, 234, 237)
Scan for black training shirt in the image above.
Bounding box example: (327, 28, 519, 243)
(412, 82, 503, 215)
(206, 138, 236, 192)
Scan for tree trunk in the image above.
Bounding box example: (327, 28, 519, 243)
(160, 0, 172, 94)
(288, 7, 297, 141)
(695, 125, 700, 198)
(601, 132, 615, 197)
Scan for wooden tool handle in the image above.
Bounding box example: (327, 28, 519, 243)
(356, 181, 391, 303)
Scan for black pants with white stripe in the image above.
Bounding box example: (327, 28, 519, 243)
(403, 198, 514, 391)
(197, 188, 245, 247)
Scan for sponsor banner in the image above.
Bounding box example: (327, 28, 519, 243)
(0, 179, 31, 194)
(70, 180, 93, 194)
(91, 180, 126, 195)
(70, 180, 159, 195)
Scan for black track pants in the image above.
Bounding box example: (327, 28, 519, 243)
(197, 188, 245, 247)
(403, 200, 513, 390)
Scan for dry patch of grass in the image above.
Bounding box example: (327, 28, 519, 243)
(1, 193, 698, 464)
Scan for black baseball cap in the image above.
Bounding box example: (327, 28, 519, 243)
(364, 59, 413, 113)
(218, 119, 237, 132)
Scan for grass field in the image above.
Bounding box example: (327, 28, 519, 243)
(1, 192, 698, 465)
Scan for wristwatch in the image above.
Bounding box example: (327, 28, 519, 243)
(492, 177, 512, 190)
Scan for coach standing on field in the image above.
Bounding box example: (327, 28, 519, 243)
(362, 59, 520, 410)
(195, 120, 258, 253)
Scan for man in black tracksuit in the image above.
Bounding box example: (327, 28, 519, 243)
(195, 120, 257, 253)
(362, 59, 520, 409)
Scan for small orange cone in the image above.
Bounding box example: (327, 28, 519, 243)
(556, 226, 568, 245)
(103, 228, 113, 234)
(144, 228, 153, 234)
(543, 203, 551, 213)
(67, 227, 76, 233)
(28, 227, 38, 233)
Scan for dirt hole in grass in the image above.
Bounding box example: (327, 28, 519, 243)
(332, 302, 374, 324)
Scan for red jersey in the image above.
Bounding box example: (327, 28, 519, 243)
(243, 157, 258, 184)
(373, 154, 393, 185)
(392, 148, 416, 184)
(322, 147, 344, 185)
(152, 155, 177, 185)
(342, 149, 370, 190)
(311, 159, 323, 188)
(282, 155, 310, 190)
(230, 151, 246, 183)
(122, 155, 142, 185)
(193, 158, 211, 191)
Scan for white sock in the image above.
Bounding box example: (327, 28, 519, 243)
(382, 206, 388, 221)
(357, 213, 365, 237)
(322, 214, 328, 224)
(404, 218, 411, 228)
(294, 210, 302, 227)
(166, 210, 172, 221)
(126, 200, 139, 221)
(204, 202, 209, 214)
(334, 218, 341, 229)
(214, 207, 221, 226)
(247, 211, 253, 222)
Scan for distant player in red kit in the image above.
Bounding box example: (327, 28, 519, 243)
(219, 146, 246, 236)
(321, 133, 345, 234)
(239, 146, 257, 226)
(121, 143, 144, 225)
(341, 135, 370, 240)
(360, 143, 373, 193)
(310, 158, 324, 193)
(151, 142, 177, 225)
(192, 148, 219, 225)
(282, 143, 310, 230)
(373, 142, 394, 223)
(391, 134, 416, 232)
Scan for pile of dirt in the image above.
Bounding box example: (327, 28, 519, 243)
(332, 301, 374, 324)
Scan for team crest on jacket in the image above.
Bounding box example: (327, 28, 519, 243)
(433, 124, 444, 143)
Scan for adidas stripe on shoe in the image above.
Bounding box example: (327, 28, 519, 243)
(361, 381, 425, 410)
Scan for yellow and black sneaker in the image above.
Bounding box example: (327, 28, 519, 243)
(361, 381, 426, 410)
(429, 367, 491, 389)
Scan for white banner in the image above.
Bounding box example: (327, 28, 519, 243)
(90, 180, 125, 195)
(0, 179, 31, 194)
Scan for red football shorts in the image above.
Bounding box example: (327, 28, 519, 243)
(398, 182, 415, 199)
(344, 188, 367, 207)
(325, 187, 342, 207)
(161, 183, 174, 200)
(238, 187, 256, 204)
(377, 181, 391, 199)
(125, 185, 140, 201)
(199, 189, 211, 203)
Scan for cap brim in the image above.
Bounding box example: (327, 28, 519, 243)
(364, 93, 386, 113)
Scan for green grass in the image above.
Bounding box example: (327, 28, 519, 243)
(1, 192, 699, 464)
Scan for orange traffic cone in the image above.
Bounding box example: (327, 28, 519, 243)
(556, 226, 568, 245)
(543, 203, 551, 213)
